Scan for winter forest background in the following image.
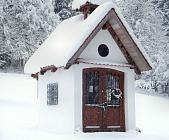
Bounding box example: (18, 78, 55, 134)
(0, 0, 168, 95)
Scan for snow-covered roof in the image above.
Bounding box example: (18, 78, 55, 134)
(72, 0, 113, 9)
(24, 2, 152, 74)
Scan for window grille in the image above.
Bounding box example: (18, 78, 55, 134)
(47, 83, 58, 105)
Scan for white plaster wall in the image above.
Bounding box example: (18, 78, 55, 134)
(37, 64, 136, 133)
(80, 29, 128, 63)
(37, 68, 75, 133)
(124, 69, 136, 131)
(73, 63, 136, 132)
(37, 29, 136, 133)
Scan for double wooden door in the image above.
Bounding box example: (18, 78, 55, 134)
(83, 68, 125, 132)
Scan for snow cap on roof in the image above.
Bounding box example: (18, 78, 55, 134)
(24, 2, 117, 74)
(24, 1, 152, 74)
(72, 0, 112, 9)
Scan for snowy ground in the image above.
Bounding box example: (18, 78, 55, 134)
(136, 92, 169, 137)
(0, 73, 169, 140)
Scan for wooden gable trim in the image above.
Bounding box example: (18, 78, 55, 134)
(78, 60, 134, 68)
(110, 9, 152, 71)
(31, 65, 57, 80)
(65, 8, 151, 73)
(104, 22, 141, 74)
(40, 65, 57, 75)
(65, 9, 113, 69)
(31, 72, 39, 80)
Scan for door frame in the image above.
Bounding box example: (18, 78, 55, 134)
(82, 68, 125, 132)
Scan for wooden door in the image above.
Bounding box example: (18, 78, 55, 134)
(83, 68, 125, 132)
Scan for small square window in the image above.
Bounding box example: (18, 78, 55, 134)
(47, 83, 58, 105)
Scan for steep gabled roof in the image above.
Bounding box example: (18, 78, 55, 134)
(24, 2, 152, 74)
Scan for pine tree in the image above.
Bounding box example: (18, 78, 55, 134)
(116, 0, 169, 92)
(0, 0, 60, 71)
(54, 0, 76, 20)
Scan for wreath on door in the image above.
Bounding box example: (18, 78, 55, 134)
(106, 88, 123, 99)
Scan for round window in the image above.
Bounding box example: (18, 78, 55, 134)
(98, 44, 109, 57)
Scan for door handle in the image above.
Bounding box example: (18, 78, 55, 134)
(97, 102, 109, 111)
(86, 102, 110, 111)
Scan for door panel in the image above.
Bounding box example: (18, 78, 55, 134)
(83, 69, 103, 131)
(85, 71, 100, 104)
(83, 106, 102, 129)
(104, 107, 120, 129)
(103, 71, 124, 131)
(83, 68, 125, 132)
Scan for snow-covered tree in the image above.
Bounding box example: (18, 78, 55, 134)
(54, 0, 76, 20)
(0, 0, 60, 71)
(115, 0, 169, 93)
